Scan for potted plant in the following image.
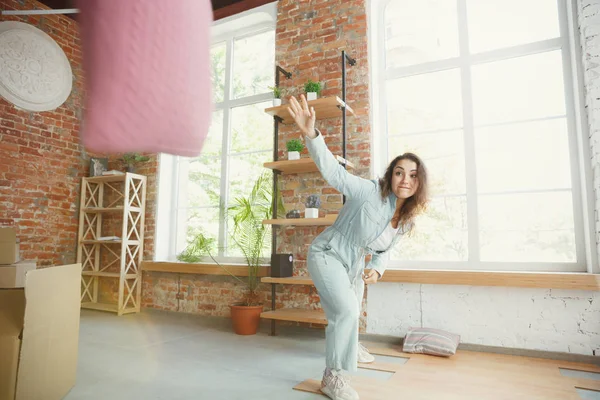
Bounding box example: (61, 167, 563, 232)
(305, 194, 321, 218)
(286, 139, 304, 160)
(304, 79, 322, 101)
(177, 172, 285, 335)
(122, 153, 150, 173)
(269, 85, 282, 106)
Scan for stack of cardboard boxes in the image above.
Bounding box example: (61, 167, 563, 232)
(0, 227, 36, 287)
(0, 227, 81, 400)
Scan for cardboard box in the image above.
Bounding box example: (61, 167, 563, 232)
(0, 228, 19, 265)
(0, 262, 36, 289)
(0, 264, 81, 400)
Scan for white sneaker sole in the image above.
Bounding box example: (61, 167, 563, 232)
(321, 385, 359, 400)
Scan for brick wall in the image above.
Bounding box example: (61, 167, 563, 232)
(0, 0, 158, 308)
(0, 0, 85, 266)
(274, 0, 370, 331)
(367, 0, 600, 356)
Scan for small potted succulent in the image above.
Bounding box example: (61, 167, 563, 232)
(286, 139, 304, 160)
(269, 85, 282, 106)
(304, 80, 322, 101)
(122, 153, 150, 173)
(305, 194, 321, 218)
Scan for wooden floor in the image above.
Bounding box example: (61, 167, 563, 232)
(294, 343, 600, 399)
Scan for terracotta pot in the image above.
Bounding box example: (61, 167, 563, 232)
(229, 303, 263, 335)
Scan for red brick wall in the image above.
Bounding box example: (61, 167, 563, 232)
(0, 0, 85, 266)
(274, 0, 371, 332)
(0, 0, 158, 292)
(142, 0, 371, 332)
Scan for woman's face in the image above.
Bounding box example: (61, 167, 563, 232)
(391, 159, 419, 199)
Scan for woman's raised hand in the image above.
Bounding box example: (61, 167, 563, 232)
(287, 95, 317, 139)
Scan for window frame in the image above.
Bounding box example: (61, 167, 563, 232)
(155, 3, 277, 263)
(368, 0, 598, 273)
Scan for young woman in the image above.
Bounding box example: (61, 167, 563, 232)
(288, 95, 429, 400)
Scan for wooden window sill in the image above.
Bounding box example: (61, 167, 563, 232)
(141, 261, 270, 277)
(380, 270, 600, 291)
(141, 262, 599, 291)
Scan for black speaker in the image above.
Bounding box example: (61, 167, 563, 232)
(270, 253, 293, 277)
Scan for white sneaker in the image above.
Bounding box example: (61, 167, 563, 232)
(321, 368, 359, 400)
(357, 342, 375, 364)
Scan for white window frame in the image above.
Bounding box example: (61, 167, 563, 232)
(155, 3, 277, 263)
(368, 0, 598, 273)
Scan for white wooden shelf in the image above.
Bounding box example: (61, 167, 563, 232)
(81, 302, 138, 315)
(83, 172, 144, 184)
(82, 206, 142, 213)
(81, 240, 141, 245)
(81, 271, 139, 279)
(78, 173, 147, 316)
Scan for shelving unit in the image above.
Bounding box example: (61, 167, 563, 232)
(263, 51, 356, 335)
(77, 173, 147, 316)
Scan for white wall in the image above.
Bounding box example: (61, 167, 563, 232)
(367, 0, 600, 356)
(580, 0, 600, 262)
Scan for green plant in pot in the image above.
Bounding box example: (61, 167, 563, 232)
(122, 153, 150, 173)
(304, 79, 322, 101)
(286, 138, 304, 161)
(268, 85, 283, 107)
(177, 172, 285, 335)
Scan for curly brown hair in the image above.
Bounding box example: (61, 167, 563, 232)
(378, 153, 429, 232)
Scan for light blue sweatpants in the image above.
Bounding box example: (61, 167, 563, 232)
(307, 247, 365, 372)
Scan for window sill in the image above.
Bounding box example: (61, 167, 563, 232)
(141, 261, 270, 277)
(380, 269, 600, 291)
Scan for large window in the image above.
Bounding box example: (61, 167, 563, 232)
(157, 5, 276, 262)
(372, 0, 595, 272)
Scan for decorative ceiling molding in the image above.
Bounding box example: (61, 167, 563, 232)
(0, 21, 73, 111)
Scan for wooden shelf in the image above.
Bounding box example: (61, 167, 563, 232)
(81, 240, 141, 245)
(82, 206, 141, 213)
(263, 214, 337, 226)
(82, 271, 138, 279)
(264, 156, 354, 175)
(264, 96, 355, 124)
(84, 172, 144, 183)
(141, 261, 270, 277)
(261, 308, 326, 325)
(262, 276, 314, 285)
(81, 302, 138, 314)
(82, 240, 122, 244)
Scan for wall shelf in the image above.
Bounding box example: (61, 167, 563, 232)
(264, 96, 355, 124)
(261, 276, 314, 285)
(263, 214, 337, 226)
(260, 309, 326, 325)
(264, 156, 354, 175)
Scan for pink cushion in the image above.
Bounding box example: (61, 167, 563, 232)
(76, 0, 213, 157)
